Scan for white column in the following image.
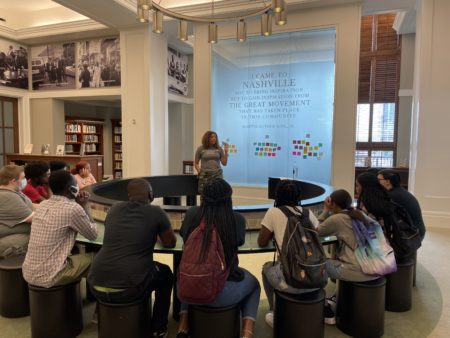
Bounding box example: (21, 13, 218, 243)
(120, 27, 168, 178)
(410, 0, 450, 227)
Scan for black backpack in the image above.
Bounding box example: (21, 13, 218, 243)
(386, 202, 422, 260)
(274, 206, 328, 289)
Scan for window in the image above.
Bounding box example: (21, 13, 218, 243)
(0, 97, 19, 167)
(356, 14, 401, 167)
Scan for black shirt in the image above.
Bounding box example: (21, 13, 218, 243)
(388, 187, 426, 240)
(88, 201, 171, 288)
(180, 206, 246, 281)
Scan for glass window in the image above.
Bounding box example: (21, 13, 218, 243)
(356, 104, 370, 142)
(355, 150, 369, 167)
(3, 101, 14, 127)
(4, 128, 15, 154)
(212, 29, 336, 185)
(371, 150, 394, 167)
(372, 103, 395, 142)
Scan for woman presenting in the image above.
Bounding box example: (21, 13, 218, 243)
(194, 131, 228, 193)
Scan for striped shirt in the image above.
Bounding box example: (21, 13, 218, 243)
(23, 195, 97, 287)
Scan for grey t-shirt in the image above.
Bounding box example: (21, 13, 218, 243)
(195, 146, 224, 172)
(0, 188, 33, 238)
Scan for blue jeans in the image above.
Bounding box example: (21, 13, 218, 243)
(262, 261, 318, 311)
(180, 268, 260, 321)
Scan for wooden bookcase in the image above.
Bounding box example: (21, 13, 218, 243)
(65, 118, 104, 156)
(111, 119, 122, 179)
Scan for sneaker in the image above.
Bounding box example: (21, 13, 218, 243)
(324, 304, 336, 325)
(152, 329, 168, 338)
(326, 294, 337, 312)
(176, 331, 189, 338)
(265, 311, 274, 328)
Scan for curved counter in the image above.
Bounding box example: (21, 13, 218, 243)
(86, 175, 334, 230)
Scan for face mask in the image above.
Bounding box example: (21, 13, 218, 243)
(19, 178, 27, 191)
(69, 185, 80, 198)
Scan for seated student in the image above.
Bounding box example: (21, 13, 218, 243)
(49, 160, 67, 173)
(22, 161, 51, 203)
(176, 178, 260, 338)
(88, 179, 176, 338)
(22, 170, 97, 288)
(0, 165, 34, 258)
(257, 180, 333, 326)
(72, 161, 97, 189)
(317, 189, 380, 283)
(377, 169, 426, 240)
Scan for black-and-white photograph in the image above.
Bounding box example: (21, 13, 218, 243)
(168, 46, 189, 96)
(0, 38, 28, 89)
(31, 43, 76, 90)
(78, 38, 121, 88)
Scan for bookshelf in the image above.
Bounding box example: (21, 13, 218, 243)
(65, 119, 104, 156)
(111, 119, 122, 179)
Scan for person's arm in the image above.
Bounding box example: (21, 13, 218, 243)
(194, 146, 202, 174)
(156, 208, 176, 248)
(317, 196, 333, 223)
(258, 226, 273, 247)
(75, 174, 88, 190)
(317, 214, 340, 237)
(220, 146, 228, 166)
(258, 208, 275, 247)
(159, 228, 176, 248)
(71, 191, 98, 240)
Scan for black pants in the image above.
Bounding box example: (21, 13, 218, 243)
(90, 262, 173, 331)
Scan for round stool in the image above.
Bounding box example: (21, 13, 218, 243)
(98, 298, 150, 338)
(274, 289, 325, 338)
(29, 280, 83, 338)
(0, 254, 29, 318)
(189, 304, 240, 338)
(336, 277, 386, 338)
(386, 259, 415, 312)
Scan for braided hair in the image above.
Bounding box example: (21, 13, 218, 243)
(356, 172, 393, 220)
(194, 178, 237, 267)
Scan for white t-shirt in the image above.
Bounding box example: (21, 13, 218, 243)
(261, 206, 319, 249)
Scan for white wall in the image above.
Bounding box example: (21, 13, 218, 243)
(193, 3, 362, 199)
(410, 0, 450, 228)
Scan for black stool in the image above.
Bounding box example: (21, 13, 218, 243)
(0, 254, 29, 318)
(274, 289, 325, 338)
(189, 304, 240, 338)
(336, 277, 386, 338)
(29, 280, 83, 338)
(385, 259, 415, 312)
(98, 298, 150, 338)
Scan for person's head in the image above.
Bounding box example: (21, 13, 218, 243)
(201, 131, 219, 149)
(0, 165, 27, 191)
(24, 161, 50, 186)
(356, 172, 391, 218)
(366, 167, 381, 176)
(49, 160, 67, 173)
(377, 169, 401, 190)
(274, 180, 302, 207)
(328, 189, 353, 212)
(127, 179, 153, 203)
(198, 178, 236, 266)
(49, 170, 78, 199)
(72, 161, 91, 178)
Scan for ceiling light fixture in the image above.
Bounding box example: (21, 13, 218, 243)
(136, 0, 288, 44)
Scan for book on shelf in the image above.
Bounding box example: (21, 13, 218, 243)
(80, 143, 85, 156)
(55, 145, 65, 156)
(24, 144, 33, 154)
(41, 144, 50, 155)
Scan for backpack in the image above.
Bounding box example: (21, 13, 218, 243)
(177, 219, 230, 304)
(386, 202, 422, 260)
(275, 206, 328, 289)
(351, 217, 397, 276)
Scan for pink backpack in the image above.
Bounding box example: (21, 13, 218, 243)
(177, 220, 229, 304)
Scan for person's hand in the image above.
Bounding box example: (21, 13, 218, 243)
(223, 143, 229, 153)
(76, 190, 90, 205)
(323, 196, 332, 211)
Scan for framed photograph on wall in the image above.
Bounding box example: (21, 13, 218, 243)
(41, 144, 50, 155)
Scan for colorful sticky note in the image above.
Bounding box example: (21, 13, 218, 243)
(277, 147, 281, 150)
(319, 143, 323, 147)
(303, 155, 307, 159)
(314, 146, 318, 150)
(308, 152, 312, 156)
(295, 145, 298, 149)
(306, 142, 310, 146)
